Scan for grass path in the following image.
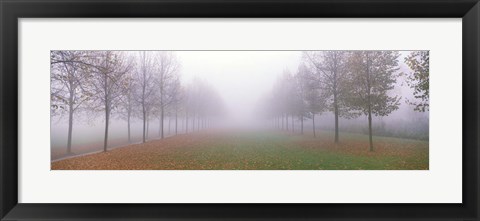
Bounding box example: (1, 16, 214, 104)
(51, 130, 428, 170)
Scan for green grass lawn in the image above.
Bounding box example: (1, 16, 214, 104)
(52, 130, 429, 170)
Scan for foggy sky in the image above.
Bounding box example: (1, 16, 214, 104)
(177, 51, 417, 125)
(178, 51, 302, 126)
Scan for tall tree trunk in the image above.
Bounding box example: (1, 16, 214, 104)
(161, 107, 164, 139)
(127, 110, 131, 143)
(168, 116, 171, 134)
(158, 118, 162, 137)
(301, 116, 304, 134)
(103, 106, 110, 152)
(175, 109, 178, 135)
(333, 54, 340, 144)
(102, 60, 109, 152)
(192, 113, 195, 133)
(368, 107, 373, 151)
(292, 115, 294, 132)
(186, 111, 189, 133)
(334, 93, 339, 143)
(160, 69, 165, 139)
(312, 114, 316, 138)
(286, 114, 289, 131)
(366, 52, 374, 151)
(146, 113, 149, 140)
(103, 70, 110, 152)
(141, 53, 147, 143)
(142, 110, 146, 143)
(66, 102, 74, 154)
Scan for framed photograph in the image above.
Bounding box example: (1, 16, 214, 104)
(1, 0, 478, 220)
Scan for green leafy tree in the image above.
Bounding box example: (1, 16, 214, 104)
(293, 64, 312, 134)
(154, 52, 180, 139)
(302, 66, 327, 138)
(89, 51, 133, 152)
(304, 51, 352, 143)
(50, 51, 94, 155)
(346, 51, 401, 151)
(405, 51, 429, 112)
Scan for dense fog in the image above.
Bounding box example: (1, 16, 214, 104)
(51, 51, 428, 160)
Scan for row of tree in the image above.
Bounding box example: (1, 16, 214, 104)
(262, 51, 429, 151)
(51, 51, 224, 154)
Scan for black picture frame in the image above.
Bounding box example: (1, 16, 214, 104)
(1, 0, 479, 220)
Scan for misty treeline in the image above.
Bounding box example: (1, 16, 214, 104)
(260, 51, 429, 151)
(51, 51, 224, 154)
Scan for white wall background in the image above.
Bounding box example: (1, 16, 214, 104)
(19, 18, 461, 203)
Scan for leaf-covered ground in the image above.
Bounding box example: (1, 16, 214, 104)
(51, 130, 429, 170)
